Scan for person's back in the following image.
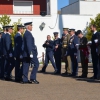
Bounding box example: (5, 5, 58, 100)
(14, 33, 23, 57)
(0, 35, 2, 57)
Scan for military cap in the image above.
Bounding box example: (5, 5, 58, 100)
(63, 28, 69, 31)
(24, 22, 32, 26)
(17, 25, 25, 28)
(62, 33, 66, 36)
(5, 25, 14, 29)
(53, 32, 58, 35)
(2, 26, 6, 29)
(76, 30, 82, 35)
(69, 28, 75, 32)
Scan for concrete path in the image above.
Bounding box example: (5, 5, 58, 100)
(0, 65, 100, 100)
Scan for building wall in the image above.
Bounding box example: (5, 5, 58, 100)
(0, 0, 46, 15)
(80, 1, 100, 16)
(69, 0, 79, 4)
(61, 2, 80, 14)
(69, 0, 100, 4)
(62, 0, 100, 16)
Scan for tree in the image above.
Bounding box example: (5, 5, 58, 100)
(86, 14, 100, 40)
(0, 15, 11, 30)
(11, 18, 22, 46)
(0, 15, 22, 46)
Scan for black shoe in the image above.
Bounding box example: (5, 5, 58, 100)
(5, 77, 13, 81)
(15, 79, 22, 83)
(30, 79, 39, 84)
(67, 73, 72, 76)
(78, 75, 87, 78)
(54, 72, 61, 75)
(39, 70, 45, 73)
(21, 80, 32, 84)
(90, 76, 97, 79)
(61, 72, 68, 75)
(69, 74, 77, 77)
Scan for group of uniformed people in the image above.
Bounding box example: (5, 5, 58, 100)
(0, 22, 39, 84)
(40, 24, 100, 80)
(0, 23, 100, 84)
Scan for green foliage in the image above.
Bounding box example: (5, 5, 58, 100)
(0, 15, 23, 47)
(0, 15, 11, 30)
(86, 14, 100, 40)
(11, 18, 22, 46)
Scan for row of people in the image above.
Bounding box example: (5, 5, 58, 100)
(0, 22, 39, 84)
(40, 25, 100, 79)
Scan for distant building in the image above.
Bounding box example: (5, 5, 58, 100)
(61, 0, 100, 16)
(0, 0, 51, 15)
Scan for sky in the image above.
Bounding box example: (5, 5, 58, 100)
(58, 0, 69, 10)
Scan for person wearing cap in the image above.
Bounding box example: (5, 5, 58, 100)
(76, 30, 89, 78)
(90, 25, 99, 79)
(53, 32, 62, 74)
(0, 26, 7, 79)
(40, 35, 57, 73)
(23, 22, 39, 84)
(4, 25, 15, 81)
(61, 28, 71, 75)
(0, 32, 2, 77)
(14, 25, 24, 82)
(67, 29, 79, 76)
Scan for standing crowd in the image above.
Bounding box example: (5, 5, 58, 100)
(0, 22, 39, 84)
(40, 24, 100, 80)
(0, 23, 100, 84)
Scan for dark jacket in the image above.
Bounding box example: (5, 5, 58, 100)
(79, 37, 87, 49)
(14, 33, 23, 57)
(91, 32, 99, 55)
(68, 35, 79, 55)
(23, 30, 37, 57)
(4, 33, 13, 56)
(43, 40, 54, 53)
(53, 38, 62, 55)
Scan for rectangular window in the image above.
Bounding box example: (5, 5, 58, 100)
(13, 1, 33, 14)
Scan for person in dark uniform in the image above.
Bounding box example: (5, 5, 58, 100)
(76, 30, 89, 78)
(53, 32, 62, 74)
(4, 26, 15, 81)
(67, 29, 79, 76)
(0, 32, 2, 77)
(40, 35, 57, 73)
(23, 22, 39, 84)
(90, 25, 99, 79)
(96, 30, 100, 79)
(1, 26, 7, 79)
(14, 25, 24, 82)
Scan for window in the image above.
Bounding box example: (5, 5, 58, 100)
(13, 1, 33, 14)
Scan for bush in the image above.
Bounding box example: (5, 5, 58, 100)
(86, 14, 100, 40)
(0, 15, 22, 47)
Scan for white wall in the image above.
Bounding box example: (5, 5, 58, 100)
(7, 15, 59, 62)
(59, 14, 94, 33)
(61, 2, 80, 14)
(80, 1, 100, 16)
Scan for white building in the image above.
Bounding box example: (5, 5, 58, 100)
(0, 0, 59, 62)
(61, 0, 100, 16)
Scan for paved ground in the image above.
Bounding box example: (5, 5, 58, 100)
(0, 64, 100, 100)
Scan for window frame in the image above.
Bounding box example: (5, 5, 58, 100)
(13, 1, 33, 14)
